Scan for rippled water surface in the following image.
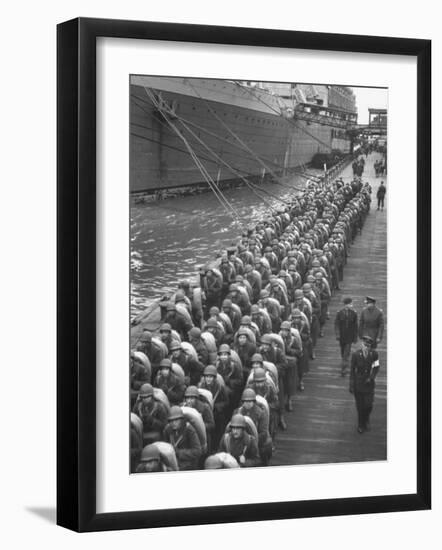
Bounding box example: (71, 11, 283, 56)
(130, 176, 314, 319)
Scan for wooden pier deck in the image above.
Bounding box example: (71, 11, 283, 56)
(272, 152, 387, 466)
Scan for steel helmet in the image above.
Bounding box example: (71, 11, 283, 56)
(230, 414, 247, 429)
(235, 275, 244, 282)
(218, 344, 231, 355)
(222, 299, 232, 308)
(203, 365, 217, 376)
(140, 330, 152, 343)
(179, 279, 190, 289)
(294, 289, 304, 300)
(206, 318, 218, 328)
(292, 308, 302, 318)
(260, 334, 272, 345)
(188, 327, 201, 338)
(229, 284, 239, 292)
(139, 445, 161, 462)
(251, 353, 263, 364)
(260, 290, 270, 299)
(271, 279, 279, 287)
(240, 316, 252, 326)
(184, 385, 200, 398)
(302, 283, 312, 291)
(241, 388, 256, 401)
(209, 306, 220, 316)
(250, 305, 260, 315)
(169, 341, 181, 352)
(160, 323, 172, 332)
(139, 383, 154, 397)
(159, 358, 172, 369)
(280, 321, 291, 331)
(306, 275, 315, 283)
(253, 368, 267, 382)
(168, 406, 184, 421)
(175, 291, 186, 302)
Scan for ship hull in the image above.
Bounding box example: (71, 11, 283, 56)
(130, 78, 351, 193)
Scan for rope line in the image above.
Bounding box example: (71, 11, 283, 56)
(144, 87, 244, 231)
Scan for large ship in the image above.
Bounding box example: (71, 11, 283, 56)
(130, 77, 357, 194)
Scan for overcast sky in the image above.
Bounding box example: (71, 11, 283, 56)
(351, 87, 388, 124)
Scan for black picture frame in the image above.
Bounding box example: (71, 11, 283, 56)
(57, 17, 431, 532)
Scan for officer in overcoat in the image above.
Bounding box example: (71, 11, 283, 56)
(334, 296, 358, 376)
(358, 296, 384, 348)
(349, 336, 380, 433)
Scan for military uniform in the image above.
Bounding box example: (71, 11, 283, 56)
(163, 420, 202, 470)
(334, 306, 358, 373)
(358, 305, 384, 347)
(218, 431, 260, 468)
(132, 398, 168, 445)
(350, 346, 380, 431)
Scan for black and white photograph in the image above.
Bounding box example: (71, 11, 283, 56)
(129, 76, 388, 474)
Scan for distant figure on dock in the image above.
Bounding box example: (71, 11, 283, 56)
(349, 335, 380, 433)
(376, 182, 386, 211)
(334, 297, 359, 376)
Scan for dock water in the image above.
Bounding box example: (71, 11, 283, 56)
(272, 153, 387, 466)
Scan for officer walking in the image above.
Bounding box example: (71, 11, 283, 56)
(358, 296, 384, 348)
(334, 297, 358, 376)
(349, 335, 380, 433)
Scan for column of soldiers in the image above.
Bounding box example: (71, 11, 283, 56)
(130, 174, 376, 473)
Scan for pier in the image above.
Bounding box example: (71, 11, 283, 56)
(272, 152, 387, 466)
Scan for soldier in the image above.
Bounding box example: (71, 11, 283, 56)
(215, 344, 243, 409)
(163, 406, 202, 470)
(250, 304, 272, 336)
(198, 364, 229, 444)
(334, 296, 359, 376)
(135, 445, 163, 473)
(259, 289, 282, 333)
(164, 303, 193, 341)
(132, 383, 168, 445)
(291, 308, 310, 391)
(349, 336, 380, 433)
(154, 359, 185, 406)
(202, 267, 222, 312)
(183, 385, 215, 452)
(234, 388, 272, 465)
(376, 181, 386, 211)
(136, 329, 166, 374)
(233, 328, 257, 381)
(188, 327, 210, 366)
(244, 264, 262, 303)
(158, 323, 179, 353)
(279, 320, 302, 411)
(221, 298, 242, 333)
(314, 272, 331, 337)
(247, 367, 279, 439)
(358, 296, 384, 348)
(130, 351, 151, 395)
(259, 333, 288, 430)
(169, 340, 204, 386)
(218, 414, 260, 468)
